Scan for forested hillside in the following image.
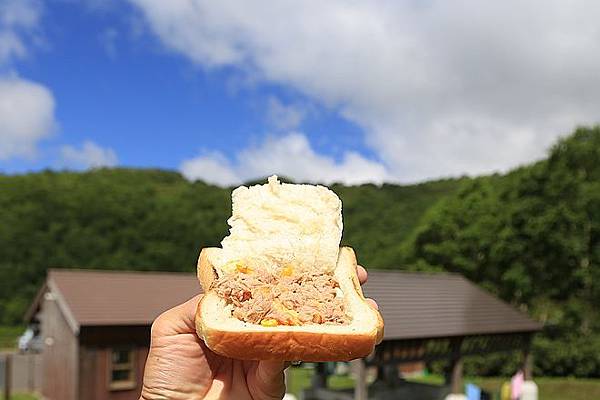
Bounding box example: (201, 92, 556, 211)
(0, 167, 461, 325)
(1, 126, 598, 377)
(410, 126, 600, 377)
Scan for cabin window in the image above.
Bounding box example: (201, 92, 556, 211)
(109, 348, 136, 390)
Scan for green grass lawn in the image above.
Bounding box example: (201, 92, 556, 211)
(0, 394, 39, 400)
(287, 366, 354, 397)
(408, 374, 600, 400)
(288, 367, 600, 400)
(0, 369, 598, 400)
(473, 377, 600, 400)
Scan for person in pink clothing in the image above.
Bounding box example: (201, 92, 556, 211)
(511, 370, 524, 400)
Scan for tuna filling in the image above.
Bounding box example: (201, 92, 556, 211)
(213, 269, 351, 326)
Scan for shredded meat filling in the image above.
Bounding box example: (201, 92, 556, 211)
(213, 269, 351, 326)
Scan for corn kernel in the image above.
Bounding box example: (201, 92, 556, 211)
(260, 318, 278, 327)
(236, 263, 252, 274)
(222, 260, 238, 273)
(272, 301, 301, 325)
(282, 265, 293, 277)
(258, 287, 271, 295)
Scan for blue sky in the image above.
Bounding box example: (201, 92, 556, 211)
(1, 1, 599, 185)
(2, 1, 369, 176)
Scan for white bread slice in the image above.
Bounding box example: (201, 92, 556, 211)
(209, 175, 343, 276)
(195, 176, 383, 360)
(196, 246, 384, 361)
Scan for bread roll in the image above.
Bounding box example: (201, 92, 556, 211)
(195, 176, 384, 361)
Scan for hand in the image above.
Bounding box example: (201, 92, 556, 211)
(140, 265, 378, 400)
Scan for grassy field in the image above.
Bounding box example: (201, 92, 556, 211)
(473, 377, 600, 400)
(2, 367, 599, 400)
(0, 394, 38, 400)
(287, 366, 354, 397)
(288, 367, 600, 400)
(408, 374, 600, 400)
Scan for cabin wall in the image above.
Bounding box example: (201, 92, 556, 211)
(79, 346, 149, 400)
(41, 293, 78, 400)
(79, 326, 150, 400)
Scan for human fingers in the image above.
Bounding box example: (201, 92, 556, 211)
(355, 266, 378, 310)
(250, 360, 287, 400)
(150, 294, 203, 337)
(366, 298, 379, 310)
(357, 265, 368, 284)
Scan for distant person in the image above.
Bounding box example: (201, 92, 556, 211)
(139, 265, 378, 400)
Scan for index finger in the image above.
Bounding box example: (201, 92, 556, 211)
(151, 294, 203, 337)
(357, 264, 368, 284)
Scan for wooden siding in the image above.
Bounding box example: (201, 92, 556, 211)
(41, 293, 78, 400)
(78, 346, 148, 400)
(78, 326, 150, 400)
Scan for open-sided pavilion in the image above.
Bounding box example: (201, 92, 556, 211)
(303, 271, 542, 400)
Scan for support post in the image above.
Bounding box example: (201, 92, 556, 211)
(523, 335, 533, 380)
(445, 337, 464, 394)
(449, 357, 463, 394)
(311, 362, 327, 389)
(4, 353, 12, 400)
(376, 364, 384, 382)
(352, 359, 367, 400)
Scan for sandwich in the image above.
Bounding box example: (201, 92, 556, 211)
(195, 176, 384, 361)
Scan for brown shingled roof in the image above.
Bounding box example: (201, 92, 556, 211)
(30, 269, 202, 332)
(362, 270, 542, 340)
(28, 268, 541, 338)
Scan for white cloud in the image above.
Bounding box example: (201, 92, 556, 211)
(0, 1, 57, 163)
(0, 0, 41, 64)
(266, 97, 306, 131)
(60, 141, 119, 170)
(0, 76, 56, 160)
(99, 27, 118, 59)
(180, 132, 389, 186)
(0, 31, 26, 62)
(180, 151, 241, 186)
(130, 0, 600, 182)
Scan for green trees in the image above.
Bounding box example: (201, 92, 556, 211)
(0, 167, 455, 324)
(0, 169, 232, 323)
(0, 125, 598, 376)
(411, 126, 600, 376)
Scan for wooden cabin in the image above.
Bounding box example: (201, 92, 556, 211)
(25, 270, 200, 400)
(25, 269, 541, 400)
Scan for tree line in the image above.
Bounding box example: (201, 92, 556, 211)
(0, 126, 598, 377)
(409, 126, 600, 377)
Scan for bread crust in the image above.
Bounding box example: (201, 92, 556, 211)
(195, 246, 384, 361)
(197, 247, 217, 290)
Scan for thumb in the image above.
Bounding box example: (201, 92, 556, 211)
(151, 294, 203, 337)
(249, 360, 288, 400)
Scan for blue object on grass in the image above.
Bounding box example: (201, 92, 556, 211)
(466, 383, 482, 400)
